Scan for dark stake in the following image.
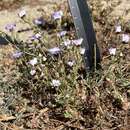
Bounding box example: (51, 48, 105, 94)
(68, 0, 101, 71)
(0, 34, 14, 45)
(0, 34, 9, 45)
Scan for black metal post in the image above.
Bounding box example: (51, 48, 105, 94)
(68, 0, 101, 71)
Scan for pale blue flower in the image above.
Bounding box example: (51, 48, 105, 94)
(34, 17, 45, 25)
(57, 31, 67, 37)
(30, 33, 42, 41)
(52, 11, 63, 20)
(5, 23, 16, 32)
(72, 38, 83, 46)
(48, 47, 61, 55)
(12, 51, 23, 58)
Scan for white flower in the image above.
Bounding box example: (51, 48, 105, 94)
(66, 94, 70, 98)
(67, 61, 75, 67)
(52, 11, 63, 20)
(39, 53, 42, 57)
(35, 33, 42, 39)
(51, 80, 61, 87)
(40, 72, 44, 77)
(41, 64, 45, 67)
(80, 48, 86, 55)
(48, 47, 61, 55)
(43, 56, 47, 61)
(120, 52, 123, 57)
(30, 33, 42, 41)
(18, 10, 26, 18)
(122, 34, 130, 43)
(115, 25, 121, 33)
(57, 31, 67, 37)
(29, 58, 38, 66)
(64, 39, 71, 47)
(72, 38, 83, 46)
(109, 48, 116, 55)
(30, 70, 36, 75)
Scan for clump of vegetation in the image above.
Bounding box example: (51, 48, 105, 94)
(0, 1, 130, 130)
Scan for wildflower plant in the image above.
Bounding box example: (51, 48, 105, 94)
(3, 7, 85, 110)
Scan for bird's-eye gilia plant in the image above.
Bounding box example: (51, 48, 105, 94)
(2, 9, 86, 107)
